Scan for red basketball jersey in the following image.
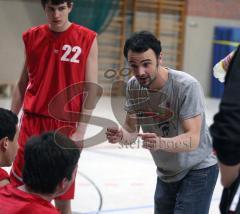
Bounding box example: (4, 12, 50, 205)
(23, 23, 96, 120)
(0, 184, 60, 213)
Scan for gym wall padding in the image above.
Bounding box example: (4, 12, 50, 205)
(69, 0, 119, 34)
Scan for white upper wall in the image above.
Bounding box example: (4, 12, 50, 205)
(0, 0, 45, 84)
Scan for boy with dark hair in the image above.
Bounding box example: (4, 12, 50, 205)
(10, 0, 98, 213)
(0, 131, 80, 214)
(41, 0, 73, 8)
(0, 108, 18, 187)
(106, 31, 218, 214)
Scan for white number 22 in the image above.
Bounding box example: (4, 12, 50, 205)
(61, 45, 81, 63)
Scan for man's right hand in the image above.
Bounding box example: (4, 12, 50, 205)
(105, 127, 123, 144)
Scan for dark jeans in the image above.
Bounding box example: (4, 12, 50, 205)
(154, 164, 219, 214)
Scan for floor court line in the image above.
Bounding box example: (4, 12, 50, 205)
(85, 149, 153, 164)
(73, 204, 153, 214)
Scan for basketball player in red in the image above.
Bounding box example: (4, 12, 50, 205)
(10, 0, 98, 213)
(0, 132, 80, 214)
(0, 108, 19, 188)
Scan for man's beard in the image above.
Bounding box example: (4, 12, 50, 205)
(139, 67, 158, 88)
(142, 75, 157, 88)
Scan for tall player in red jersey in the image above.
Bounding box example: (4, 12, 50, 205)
(10, 0, 98, 213)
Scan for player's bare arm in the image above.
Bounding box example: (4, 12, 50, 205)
(71, 37, 98, 142)
(11, 60, 29, 115)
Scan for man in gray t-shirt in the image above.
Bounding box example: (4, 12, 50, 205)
(106, 31, 218, 214)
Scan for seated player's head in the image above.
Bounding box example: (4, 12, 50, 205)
(0, 108, 19, 167)
(22, 131, 80, 197)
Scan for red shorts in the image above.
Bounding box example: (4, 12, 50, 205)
(10, 112, 77, 200)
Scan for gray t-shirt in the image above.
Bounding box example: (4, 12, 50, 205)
(124, 69, 217, 182)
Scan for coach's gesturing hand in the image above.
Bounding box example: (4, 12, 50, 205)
(139, 133, 161, 151)
(106, 127, 123, 144)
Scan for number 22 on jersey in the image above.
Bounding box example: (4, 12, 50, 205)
(61, 44, 81, 63)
